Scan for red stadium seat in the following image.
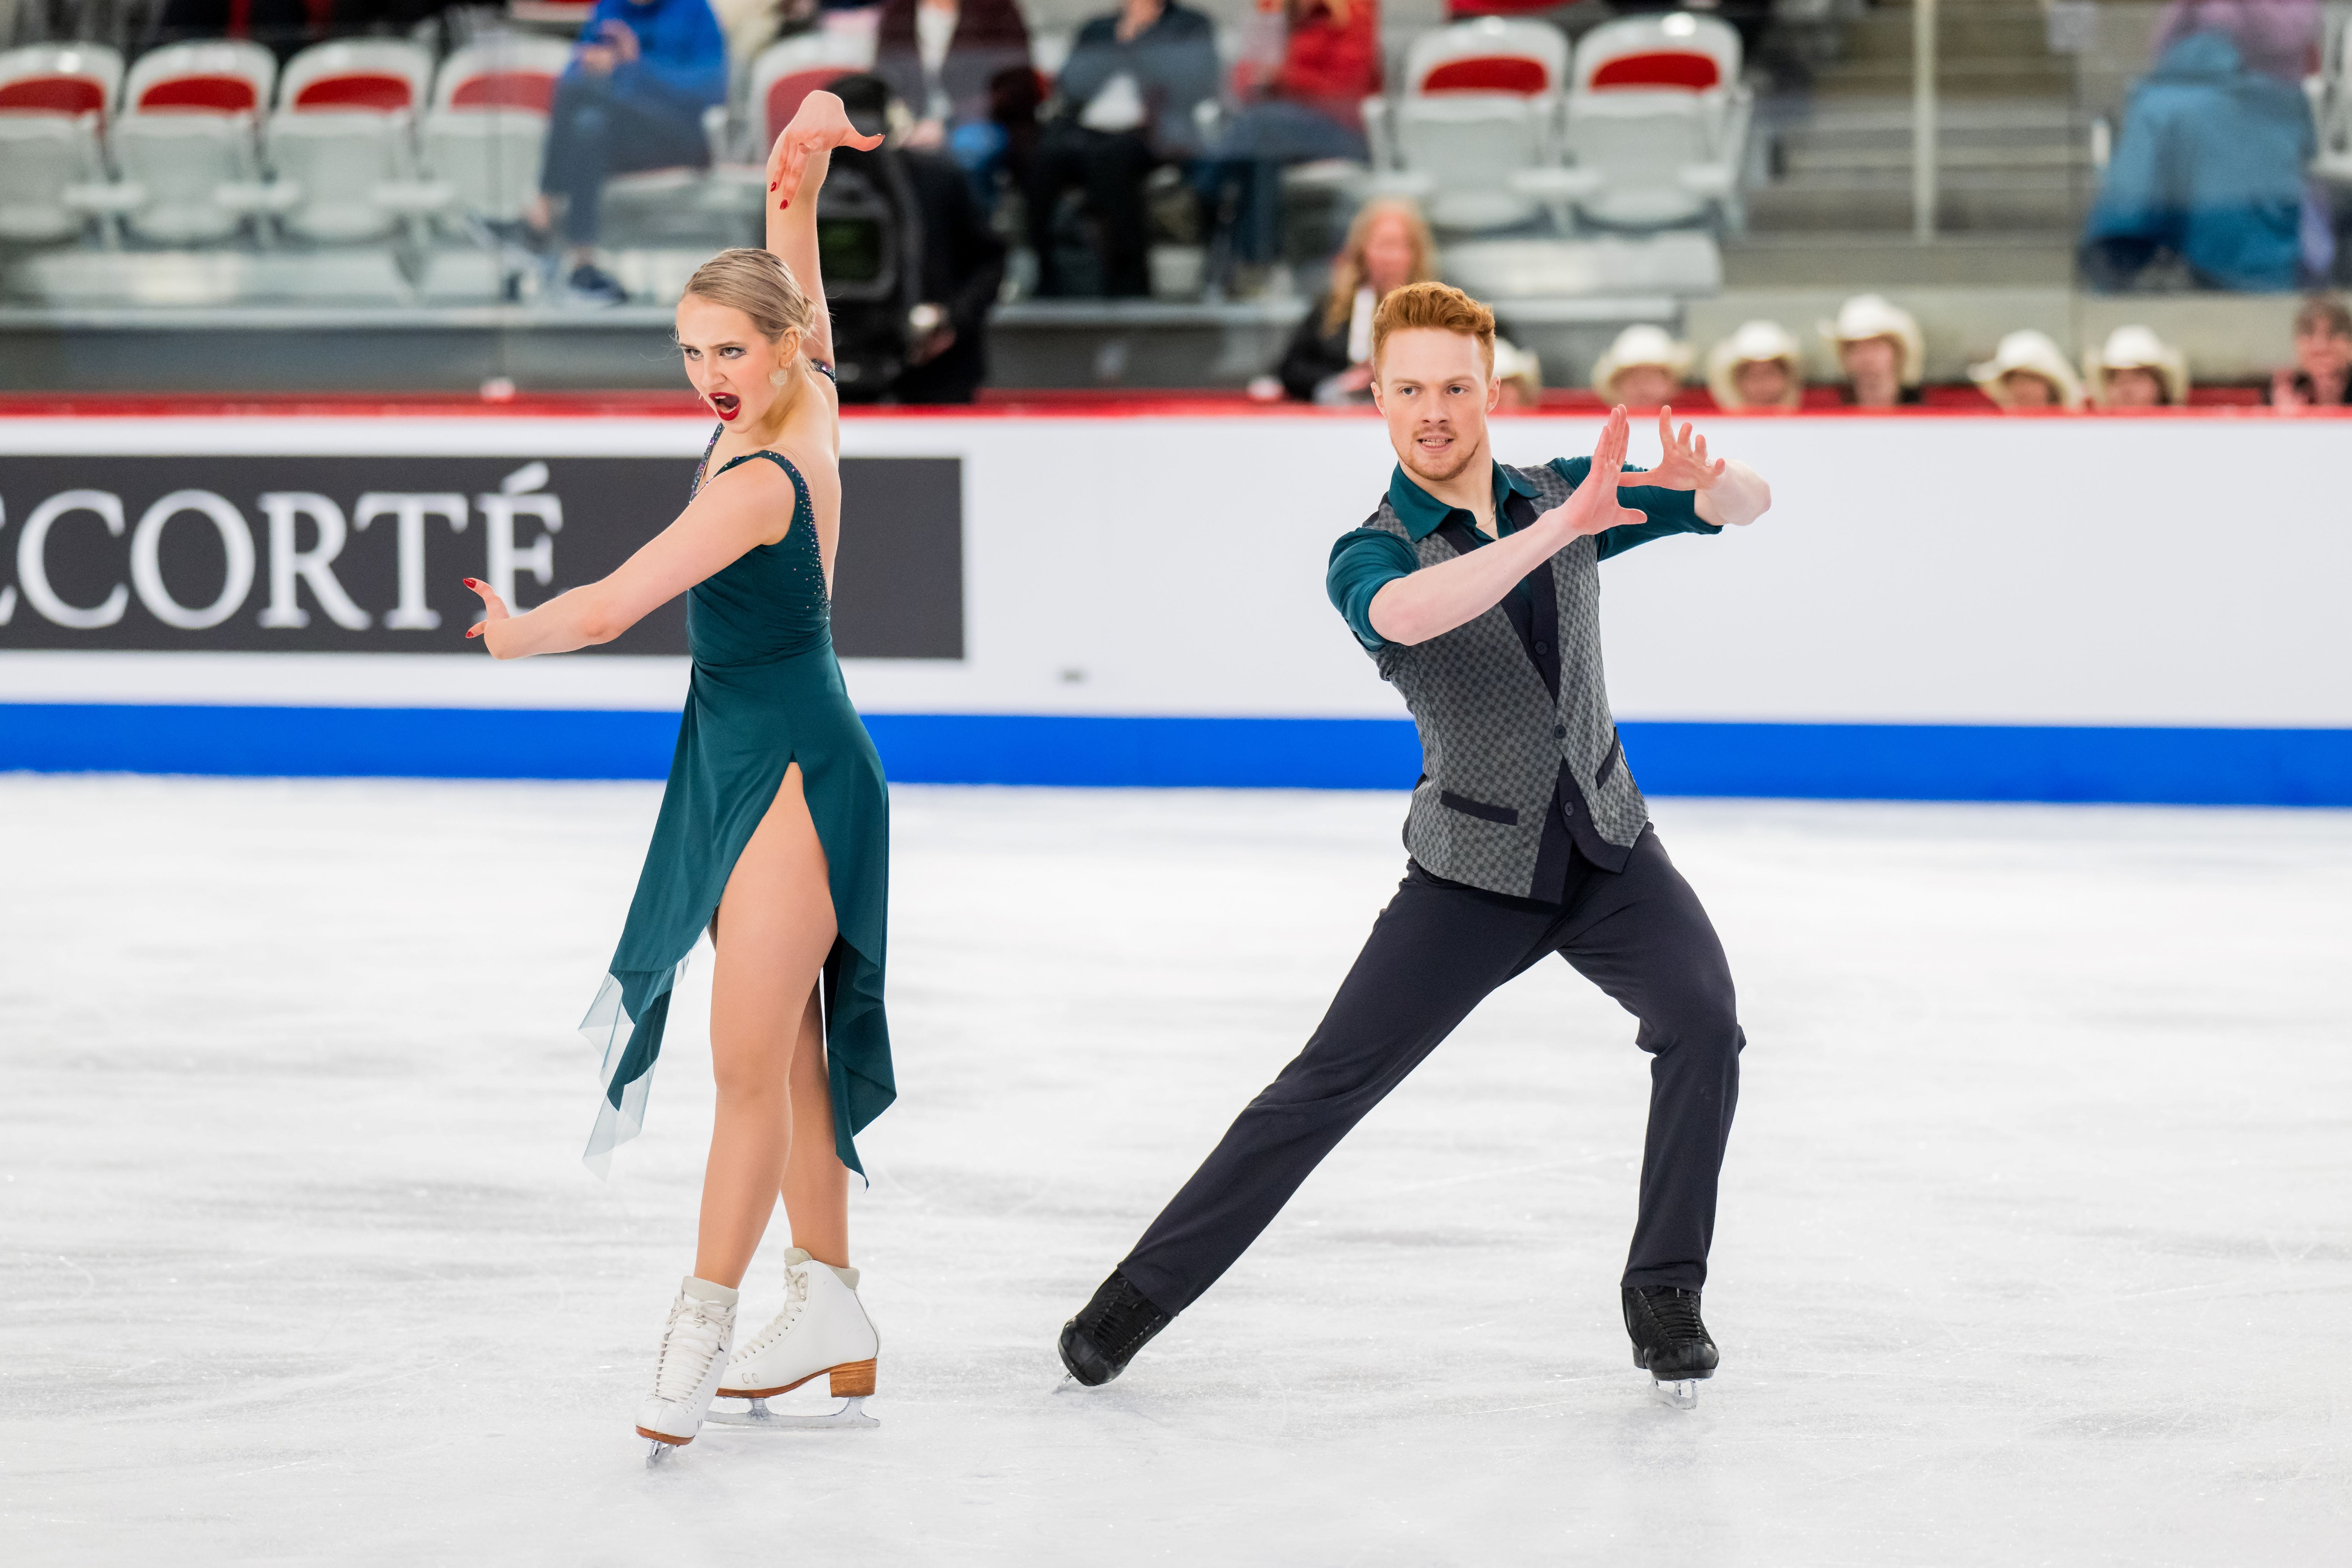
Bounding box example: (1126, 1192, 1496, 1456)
(1420, 56, 1549, 96)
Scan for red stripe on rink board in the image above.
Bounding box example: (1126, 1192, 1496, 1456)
(0, 392, 2329, 421)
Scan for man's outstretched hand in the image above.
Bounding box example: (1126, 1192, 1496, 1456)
(1544, 405, 1650, 539)
(1633, 407, 1727, 492)
(767, 91, 885, 209)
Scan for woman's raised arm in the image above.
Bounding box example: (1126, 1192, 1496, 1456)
(764, 91, 883, 372)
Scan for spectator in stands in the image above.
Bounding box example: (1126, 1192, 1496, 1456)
(1705, 320, 1804, 412)
(825, 72, 1008, 402)
(2079, 27, 2315, 293)
(1970, 330, 2084, 412)
(1026, 0, 1221, 298)
(873, 0, 1033, 157)
(1200, 0, 1382, 292)
(1274, 195, 1434, 403)
(1493, 338, 1543, 409)
(2087, 324, 2189, 408)
(1588, 324, 1691, 409)
(536, 0, 729, 305)
(2151, 0, 2320, 84)
(1821, 294, 1924, 408)
(2271, 293, 2352, 406)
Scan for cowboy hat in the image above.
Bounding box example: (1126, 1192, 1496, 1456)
(1589, 324, 1692, 399)
(1493, 336, 1544, 400)
(1819, 294, 1924, 387)
(1969, 329, 2083, 410)
(2084, 324, 2189, 406)
(1705, 320, 1805, 410)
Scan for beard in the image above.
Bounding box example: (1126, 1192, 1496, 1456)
(1398, 429, 1482, 486)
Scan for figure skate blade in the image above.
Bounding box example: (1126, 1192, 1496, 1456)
(1650, 1377, 1700, 1410)
(704, 1395, 878, 1431)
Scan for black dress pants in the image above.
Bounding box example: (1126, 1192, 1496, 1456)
(1118, 827, 1744, 1316)
(1024, 124, 1155, 297)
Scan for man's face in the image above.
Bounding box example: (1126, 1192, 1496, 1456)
(1374, 328, 1498, 486)
(1840, 335, 1900, 396)
(1609, 364, 1676, 408)
(2103, 365, 2164, 407)
(1733, 358, 1791, 407)
(2002, 370, 2056, 409)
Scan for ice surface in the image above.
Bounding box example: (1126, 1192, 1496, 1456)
(3, 778, 2348, 1565)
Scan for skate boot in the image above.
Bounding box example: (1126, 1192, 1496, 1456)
(636, 1276, 737, 1464)
(1623, 1284, 1719, 1410)
(1057, 1269, 1171, 1387)
(708, 1248, 880, 1431)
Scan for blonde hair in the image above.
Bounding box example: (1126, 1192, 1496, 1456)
(1371, 280, 1496, 375)
(681, 247, 821, 348)
(1323, 198, 1437, 334)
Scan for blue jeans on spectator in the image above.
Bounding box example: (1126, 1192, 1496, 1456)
(541, 73, 711, 246)
(1200, 101, 1366, 265)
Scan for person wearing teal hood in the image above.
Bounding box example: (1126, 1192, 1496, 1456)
(2080, 28, 2318, 293)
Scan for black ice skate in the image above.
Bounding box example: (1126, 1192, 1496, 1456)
(1623, 1285, 1719, 1410)
(1057, 1270, 1172, 1387)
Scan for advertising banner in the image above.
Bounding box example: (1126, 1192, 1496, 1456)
(0, 454, 963, 660)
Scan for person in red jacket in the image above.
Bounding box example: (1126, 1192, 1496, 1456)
(1201, 0, 1381, 291)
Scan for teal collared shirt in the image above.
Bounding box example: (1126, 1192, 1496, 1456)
(1325, 457, 1720, 651)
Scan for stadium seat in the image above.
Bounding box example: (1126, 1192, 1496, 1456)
(268, 40, 436, 245)
(123, 38, 275, 114)
(747, 31, 872, 155)
(424, 36, 571, 227)
(105, 42, 277, 245)
(1557, 13, 1749, 230)
(1364, 18, 1569, 232)
(0, 44, 121, 243)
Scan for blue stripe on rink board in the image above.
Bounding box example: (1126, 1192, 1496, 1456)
(3, 704, 2350, 806)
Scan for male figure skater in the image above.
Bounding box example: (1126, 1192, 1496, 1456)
(1057, 283, 1775, 1404)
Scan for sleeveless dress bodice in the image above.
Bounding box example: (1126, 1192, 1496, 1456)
(577, 428, 894, 1177)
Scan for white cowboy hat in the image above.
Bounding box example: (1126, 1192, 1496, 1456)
(1493, 336, 1543, 399)
(1589, 324, 1691, 399)
(1819, 293, 1924, 387)
(1705, 319, 1805, 410)
(1969, 329, 2083, 410)
(2084, 324, 2189, 406)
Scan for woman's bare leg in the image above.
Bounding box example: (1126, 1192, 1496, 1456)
(695, 764, 841, 1288)
(778, 985, 851, 1268)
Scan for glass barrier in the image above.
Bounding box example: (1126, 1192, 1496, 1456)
(0, 0, 2344, 405)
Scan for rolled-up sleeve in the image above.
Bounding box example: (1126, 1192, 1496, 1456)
(1325, 529, 1420, 650)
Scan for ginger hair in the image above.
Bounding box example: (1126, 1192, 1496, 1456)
(1371, 281, 1496, 376)
(680, 247, 821, 348)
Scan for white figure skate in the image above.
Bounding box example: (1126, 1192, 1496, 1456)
(636, 1275, 737, 1466)
(706, 1248, 880, 1431)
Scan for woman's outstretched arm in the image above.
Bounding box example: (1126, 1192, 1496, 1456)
(462, 462, 797, 658)
(764, 91, 882, 372)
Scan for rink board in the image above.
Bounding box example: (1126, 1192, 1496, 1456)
(2, 407, 2347, 804)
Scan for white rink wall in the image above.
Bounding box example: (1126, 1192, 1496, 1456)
(1, 410, 2347, 802)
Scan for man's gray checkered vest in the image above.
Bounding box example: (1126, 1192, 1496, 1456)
(1363, 460, 1648, 898)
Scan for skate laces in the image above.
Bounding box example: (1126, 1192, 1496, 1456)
(1641, 1289, 1706, 1345)
(735, 1265, 808, 1360)
(652, 1296, 729, 1401)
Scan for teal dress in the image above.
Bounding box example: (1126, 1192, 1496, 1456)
(579, 428, 893, 1178)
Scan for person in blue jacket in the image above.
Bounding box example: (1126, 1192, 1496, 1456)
(2079, 28, 2317, 293)
(538, 0, 729, 304)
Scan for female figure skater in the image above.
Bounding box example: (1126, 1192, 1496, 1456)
(462, 92, 895, 1459)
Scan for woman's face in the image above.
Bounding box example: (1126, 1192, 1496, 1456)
(2294, 326, 2352, 385)
(676, 295, 797, 426)
(1360, 215, 1418, 296)
(2103, 365, 2165, 408)
(1839, 335, 1901, 399)
(2001, 370, 2057, 409)
(1733, 358, 1792, 407)
(1609, 364, 1677, 408)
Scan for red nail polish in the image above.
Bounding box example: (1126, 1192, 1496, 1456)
(779, 198, 790, 210)
(769, 181, 779, 190)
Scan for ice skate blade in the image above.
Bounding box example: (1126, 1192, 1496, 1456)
(1650, 1377, 1700, 1410)
(704, 1394, 878, 1431)
(645, 1438, 681, 1467)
